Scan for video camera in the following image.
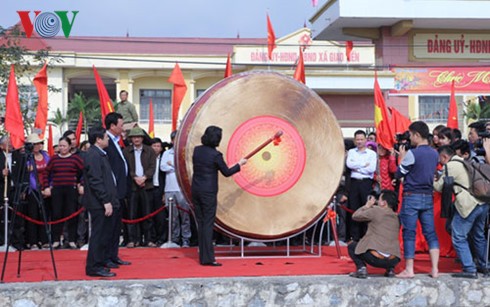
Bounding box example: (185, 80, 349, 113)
(394, 131, 411, 152)
(24, 142, 35, 154)
(474, 131, 490, 156)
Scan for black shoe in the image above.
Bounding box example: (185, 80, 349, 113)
(201, 262, 222, 267)
(105, 261, 119, 269)
(349, 267, 367, 279)
(384, 268, 396, 278)
(452, 271, 478, 279)
(86, 270, 116, 277)
(478, 268, 490, 277)
(114, 258, 131, 265)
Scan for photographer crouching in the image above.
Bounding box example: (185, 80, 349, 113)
(348, 190, 401, 278)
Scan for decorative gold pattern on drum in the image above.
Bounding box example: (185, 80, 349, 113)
(175, 71, 344, 240)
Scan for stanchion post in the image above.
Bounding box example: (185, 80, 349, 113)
(3, 197, 7, 247)
(0, 136, 14, 253)
(160, 196, 179, 248)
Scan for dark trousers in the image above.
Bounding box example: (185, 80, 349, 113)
(348, 241, 400, 270)
(25, 190, 48, 245)
(192, 191, 217, 264)
(105, 204, 122, 263)
(151, 187, 167, 243)
(51, 186, 78, 242)
(347, 179, 372, 241)
(128, 188, 154, 244)
(76, 196, 88, 244)
(86, 209, 111, 274)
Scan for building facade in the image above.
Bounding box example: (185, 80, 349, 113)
(310, 0, 490, 135)
(4, 26, 396, 141)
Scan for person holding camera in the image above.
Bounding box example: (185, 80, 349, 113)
(434, 145, 489, 278)
(394, 121, 440, 278)
(25, 134, 50, 250)
(468, 121, 488, 163)
(348, 190, 401, 279)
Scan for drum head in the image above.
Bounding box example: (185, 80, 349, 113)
(175, 71, 344, 240)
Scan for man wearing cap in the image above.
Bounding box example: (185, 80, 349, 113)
(161, 131, 192, 247)
(123, 127, 157, 247)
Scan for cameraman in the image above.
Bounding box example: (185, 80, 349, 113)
(467, 121, 490, 164)
(348, 190, 400, 279)
(394, 121, 440, 278)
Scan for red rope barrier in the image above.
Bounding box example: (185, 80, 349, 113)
(122, 205, 167, 224)
(10, 206, 85, 226)
(338, 204, 355, 214)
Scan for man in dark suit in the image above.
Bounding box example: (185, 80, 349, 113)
(83, 126, 118, 277)
(104, 112, 131, 267)
(150, 138, 167, 245)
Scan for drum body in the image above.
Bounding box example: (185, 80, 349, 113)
(175, 71, 344, 240)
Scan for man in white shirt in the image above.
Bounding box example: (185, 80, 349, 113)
(346, 130, 377, 242)
(161, 131, 191, 247)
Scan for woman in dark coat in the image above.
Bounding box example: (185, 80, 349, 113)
(191, 126, 247, 266)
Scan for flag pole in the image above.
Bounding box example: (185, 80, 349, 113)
(0, 133, 13, 252)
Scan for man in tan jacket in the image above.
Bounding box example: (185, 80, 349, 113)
(434, 145, 489, 279)
(348, 190, 401, 278)
(123, 127, 157, 248)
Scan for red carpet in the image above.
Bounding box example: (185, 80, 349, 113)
(0, 246, 461, 283)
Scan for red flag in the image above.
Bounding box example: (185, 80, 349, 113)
(168, 63, 187, 131)
(148, 99, 155, 138)
(75, 111, 83, 145)
(293, 48, 305, 84)
(5, 65, 25, 149)
(267, 14, 276, 61)
(346, 41, 353, 62)
(447, 80, 459, 129)
(33, 63, 48, 138)
(374, 72, 394, 150)
(388, 107, 411, 135)
(224, 53, 232, 78)
(93, 65, 115, 125)
(47, 124, 54, 157)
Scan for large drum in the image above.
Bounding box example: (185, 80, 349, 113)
(175, 71, 344, 240)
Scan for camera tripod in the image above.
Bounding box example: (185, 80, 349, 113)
(0, 149, 58, 282)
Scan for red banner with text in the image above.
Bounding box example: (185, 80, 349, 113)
(391, 67, 490, 94)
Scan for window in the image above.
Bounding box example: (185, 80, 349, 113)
(140, 89, 171, 123)
(419, 96, 449, 123)
(196, 89, 206, 99)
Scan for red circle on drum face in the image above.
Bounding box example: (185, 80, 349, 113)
(226, 116, 306, 197)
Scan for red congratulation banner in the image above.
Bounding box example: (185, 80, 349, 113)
(391, 67, 490, 94)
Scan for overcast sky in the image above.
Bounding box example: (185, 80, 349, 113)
(1, 0, 322, 38)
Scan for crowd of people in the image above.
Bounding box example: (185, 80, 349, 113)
(344, 120, 490, 279)
(0, 89, 251, 276)
(1, 89, 488, 278)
